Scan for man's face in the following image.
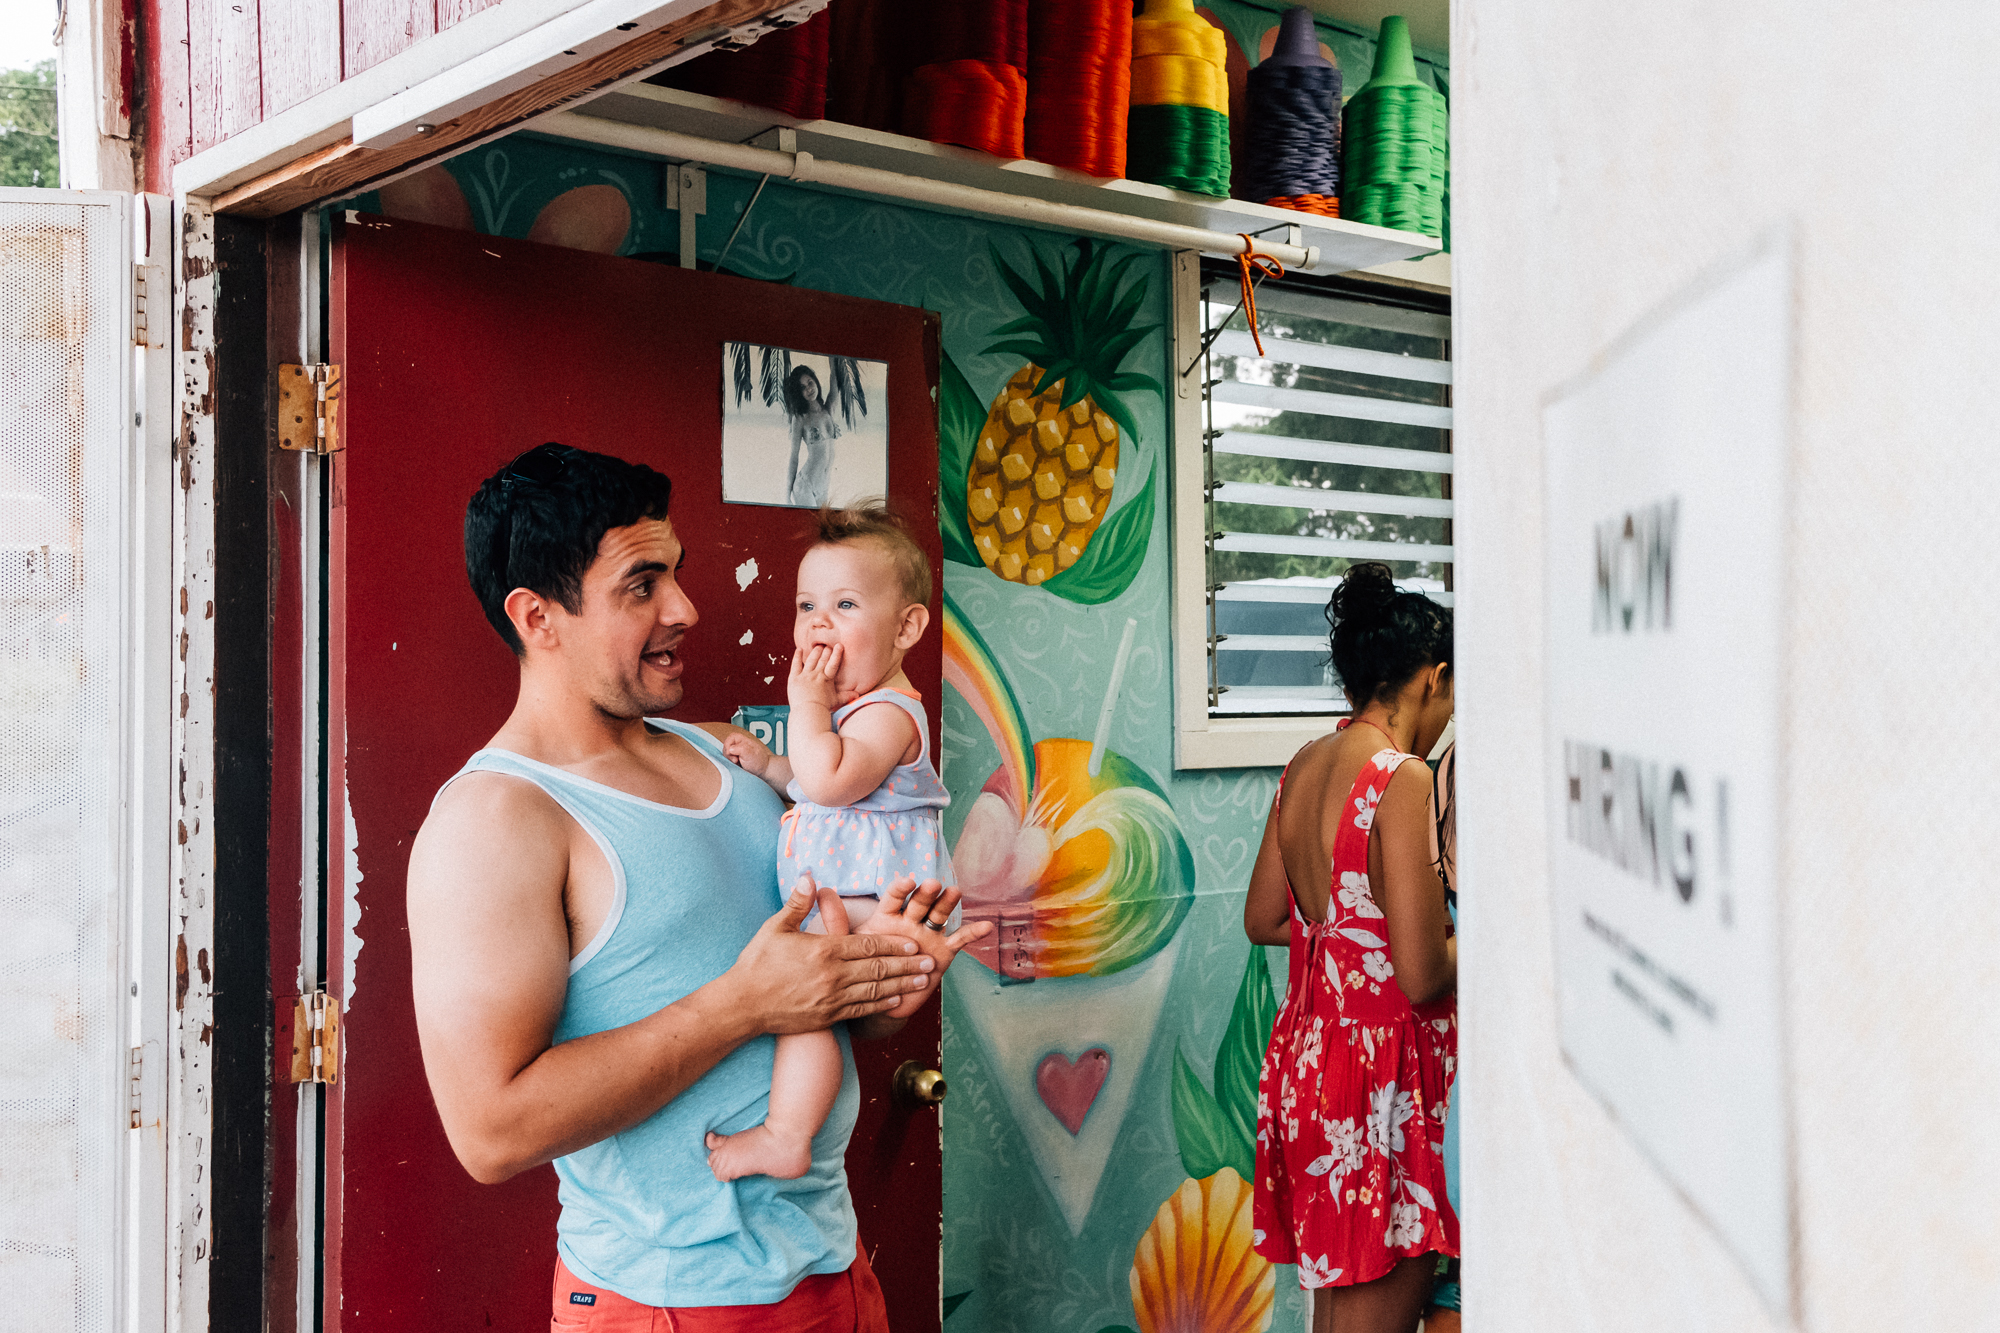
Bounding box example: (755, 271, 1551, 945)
(540, 516, 697, 719)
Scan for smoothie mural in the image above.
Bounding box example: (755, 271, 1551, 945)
(941, 593, 1194, 1234)
(343, 108, 1324, 1329)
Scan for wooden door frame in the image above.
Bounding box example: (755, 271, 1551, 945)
(169, 200, 324, 1333)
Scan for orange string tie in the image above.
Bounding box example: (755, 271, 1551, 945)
(1235, 234, 1285, 356)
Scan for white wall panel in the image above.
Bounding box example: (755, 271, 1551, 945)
(1454, 3, 2000, 1329)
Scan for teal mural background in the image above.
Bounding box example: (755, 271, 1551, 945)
(342, 52, 1401, 1320)
(1199, 0, 1448, 93)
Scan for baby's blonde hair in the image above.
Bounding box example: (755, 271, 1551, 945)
(810, 500, 931, 606)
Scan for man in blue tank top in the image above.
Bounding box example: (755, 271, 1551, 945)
(406, 445, 988, 1329)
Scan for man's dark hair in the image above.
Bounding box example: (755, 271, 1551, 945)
(464, 444, 674, 655)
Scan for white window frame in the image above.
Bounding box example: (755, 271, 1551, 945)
(1169, 250, 1452, 769)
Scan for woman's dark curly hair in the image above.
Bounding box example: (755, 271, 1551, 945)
(1325, 562, 1453, 708)
(781, 364, 825, 418)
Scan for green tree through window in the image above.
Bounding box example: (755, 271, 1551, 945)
(0, 60, 59, 188)
(1209, 304, 1450, 586)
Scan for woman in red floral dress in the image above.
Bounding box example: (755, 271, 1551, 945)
(1245, 563, 1457, 1332)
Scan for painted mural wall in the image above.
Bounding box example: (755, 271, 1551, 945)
(346, 10, 1443, 1316)
(352, 136, 1298, 1329)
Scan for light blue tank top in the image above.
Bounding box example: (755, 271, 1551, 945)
(438, 720, 859, 1307)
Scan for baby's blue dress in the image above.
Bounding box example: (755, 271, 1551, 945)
(778, 689, 954, 928)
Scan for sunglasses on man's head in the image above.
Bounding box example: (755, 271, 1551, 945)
(491, 444, 582, 587)
(501, 443, 582, 492)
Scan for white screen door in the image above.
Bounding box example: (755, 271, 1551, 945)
(0, 187, 170, 1333)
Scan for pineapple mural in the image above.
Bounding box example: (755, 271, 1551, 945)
(965, 370, 1121, 585)
(943, 239, 1164, 604)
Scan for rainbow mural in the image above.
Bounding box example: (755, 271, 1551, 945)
(941, 597, 1036, 812)
(943, 590, 1195, 980)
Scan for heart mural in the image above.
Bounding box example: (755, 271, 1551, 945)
(1036, 1048, 1111, 1136)
(947, 934, 1184, 1237)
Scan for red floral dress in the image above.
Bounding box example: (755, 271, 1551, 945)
(1252, 723, 1459, 1289)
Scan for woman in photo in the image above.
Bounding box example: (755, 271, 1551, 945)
(784, 364, 842, 507)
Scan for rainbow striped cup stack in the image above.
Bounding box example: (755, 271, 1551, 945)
(1126, 0, 1231, 197)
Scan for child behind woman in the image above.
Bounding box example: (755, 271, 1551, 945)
(711, 503, 955, 1182)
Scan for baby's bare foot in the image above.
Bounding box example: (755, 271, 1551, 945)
(705, 1125, 813, 1182)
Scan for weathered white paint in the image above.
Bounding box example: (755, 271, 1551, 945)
(1454, 2, 2000, 1328)
(735, 557, 758, 590)
(55, 0, 137, 192)
(343, 771, 364, 1012)
(168, 199, 216, 1333)
(739, 629, 754, 645)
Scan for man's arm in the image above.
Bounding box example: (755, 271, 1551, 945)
(408, 773, 936, 1184)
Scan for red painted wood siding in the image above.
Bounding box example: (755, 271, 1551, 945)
(142, 0, 192, 192)
(139, 0, 507, 191)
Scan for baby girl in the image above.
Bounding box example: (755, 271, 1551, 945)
(711, 503, 959, 1182)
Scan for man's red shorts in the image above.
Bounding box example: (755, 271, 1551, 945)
(550, 1250, 890, 1332)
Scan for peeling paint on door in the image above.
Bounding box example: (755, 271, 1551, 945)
(342, 769, 364, 1011)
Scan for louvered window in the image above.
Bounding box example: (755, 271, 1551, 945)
(1196, 273, 1451, 721)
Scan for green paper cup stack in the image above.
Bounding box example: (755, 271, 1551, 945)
(1339, 16, 1448, 240)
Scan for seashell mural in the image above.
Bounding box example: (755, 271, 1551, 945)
(1129, 1168, 1275, 1333)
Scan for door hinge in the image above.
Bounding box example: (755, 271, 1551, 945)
(133, 263, 165, 350)
(278, 363, 345, 454)
(128, 1045, 144, 1127)
(290, 991, 342, 1085)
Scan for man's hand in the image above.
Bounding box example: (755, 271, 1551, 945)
(721, 730, 773, 777)
(726, 875, 938, 1032)
(858, 877, 994, 1020)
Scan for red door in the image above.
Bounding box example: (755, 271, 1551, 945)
(322, 214, 944, 1331)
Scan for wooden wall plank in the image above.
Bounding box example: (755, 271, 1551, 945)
(436, 0, 504, 32)
(217, 0, 264, 139)
(186, 0, 218, 152)
(213, 0, 780, 216)
(142, 0, 193, 191)
(187, 0, 260, 151)
(343, 0, 439, 78)
(261, 0, 343, 118)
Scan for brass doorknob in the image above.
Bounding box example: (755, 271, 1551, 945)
(893, 1060, 947, 1107)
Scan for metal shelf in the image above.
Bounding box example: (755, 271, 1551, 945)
(568, 83, 1441, 275)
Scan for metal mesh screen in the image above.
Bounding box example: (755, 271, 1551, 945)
(0, 194, 126, 1333)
